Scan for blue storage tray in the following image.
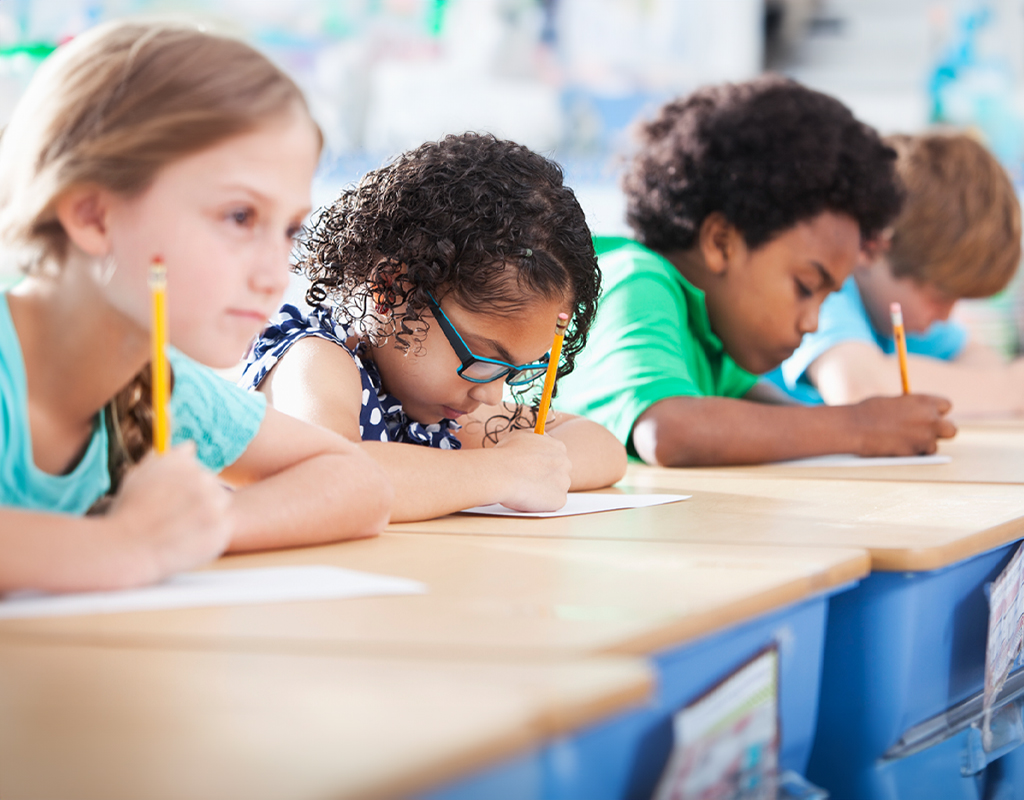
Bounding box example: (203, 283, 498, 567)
(424, 586, 849, 800)
(809, 541, 1024, 800)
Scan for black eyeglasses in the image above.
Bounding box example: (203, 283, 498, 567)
(425, 293, 550, 385)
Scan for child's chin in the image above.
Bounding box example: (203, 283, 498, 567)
(177, 341, 244, 371)
(735, 351, 782, 377)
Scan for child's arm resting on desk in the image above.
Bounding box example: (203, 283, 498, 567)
(808, 340, 1024, 417)
(0, 444, 231, 593)
(631, 393, 956, 467)
(258, 335, 572, 520)
(218, 407, 392, 552)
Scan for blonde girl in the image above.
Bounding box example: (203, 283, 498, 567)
(0, 21, 391, 592)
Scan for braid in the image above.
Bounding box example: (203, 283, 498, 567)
(87, 364, 164, 515)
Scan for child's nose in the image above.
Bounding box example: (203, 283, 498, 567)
(250, 245, 291, 297)
(932, 298, 956, 323)
(798, 304, 820, 335)
(469, 379, 504, 407)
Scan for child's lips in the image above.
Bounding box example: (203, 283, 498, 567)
(227, 308, 271, 324)
(443, 405, 470, 419)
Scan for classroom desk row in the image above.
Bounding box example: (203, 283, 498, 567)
(3, 423, 1024, 800)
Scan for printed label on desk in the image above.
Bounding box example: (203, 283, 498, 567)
(984, 542, 1024, 744)
(653, 646, 779, 800)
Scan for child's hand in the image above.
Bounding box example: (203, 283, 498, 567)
(848, 394, 957, 456)
(491, 430, 573, 512)
(103, 443, 232, 586)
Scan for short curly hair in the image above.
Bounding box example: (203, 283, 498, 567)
(623, 75, 903, 252)
(298, 133, 600, 428)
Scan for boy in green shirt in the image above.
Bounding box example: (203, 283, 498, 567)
(556, 77, 956, 465)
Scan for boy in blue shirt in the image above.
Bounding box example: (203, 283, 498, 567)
(771, 133, 1024, 416)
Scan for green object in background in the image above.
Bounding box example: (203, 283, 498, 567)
(426, 0, 448, 38)
(0, 42, 58, 62)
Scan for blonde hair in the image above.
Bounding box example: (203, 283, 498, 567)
(0, 20, 318, 492)
(885, 133, 1021, 298)
(0, 18, 316, 269)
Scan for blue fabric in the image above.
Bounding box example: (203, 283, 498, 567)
(767, 277, 968, 404)
(0, 291, 265, 514)
(166, 347, 266, 473)
(240, 303, 461, 449)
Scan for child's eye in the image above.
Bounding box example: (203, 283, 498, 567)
(228, 207, 255, 227)
(285, 223, 302, 240)
(795, 280, 812, 299)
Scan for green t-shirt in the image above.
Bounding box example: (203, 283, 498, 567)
(556, 237, 758, 456)
(0, 291, 266, 514)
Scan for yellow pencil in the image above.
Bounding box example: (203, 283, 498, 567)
(534, 313, 570, 435)
(149, 256, 170, 453)
(891, 301, 911, 395)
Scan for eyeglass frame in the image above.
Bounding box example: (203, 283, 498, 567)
(424, 292, 550, 385)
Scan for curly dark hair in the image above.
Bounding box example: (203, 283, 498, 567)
(623, 75, 903, 253)
(298, 133, 600, 434)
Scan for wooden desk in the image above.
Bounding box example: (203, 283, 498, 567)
(0, 532, 866, 658)
(0, 638, 650, 800)
(658, 425, 1024, 485)
(388, 469, 1024, 571)
(0, 534, 866, 798)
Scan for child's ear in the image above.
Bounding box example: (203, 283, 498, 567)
(698, 212, 743, 276)
(858, 226, 894, 272)
(54, 185, 114, 257)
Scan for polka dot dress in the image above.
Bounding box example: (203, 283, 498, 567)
(240, 304, 461, 450)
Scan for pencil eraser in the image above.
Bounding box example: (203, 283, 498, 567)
(890, 302, 903, 326)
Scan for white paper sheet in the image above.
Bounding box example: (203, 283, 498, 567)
(768, 453, 951, 468)
(0, 565, 426, 619)
(460, 492, 690, 518)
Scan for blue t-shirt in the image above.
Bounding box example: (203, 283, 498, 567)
(0, 292, 267, 514)
(767, 277, 968, 404)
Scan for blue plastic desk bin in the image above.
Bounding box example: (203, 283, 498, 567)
(807, 541, 1024, 800)
(420, 587, 851, 800)
(415, 749, 542, 800)
(538, 589, 848, 800)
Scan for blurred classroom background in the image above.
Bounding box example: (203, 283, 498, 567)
(4, 0, 1024, 350)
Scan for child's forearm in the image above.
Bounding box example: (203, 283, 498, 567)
(811, 342, 1024, 417)
(0, 510, 150, 592)
(885, 355, 1024, 418)
(226, 451, 392, 551)
(631, 394, 955, 467)
(545, 414, 627, 489)
(358, 442, 526, 522)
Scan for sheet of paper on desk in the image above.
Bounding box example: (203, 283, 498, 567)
(460, 493, 690, 518)
(0, 566, 426, 619)
(770, 453, 952, 468)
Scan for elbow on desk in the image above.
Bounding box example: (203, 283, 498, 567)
(334, 451, 394, 537)
(631, 419, 703, 469)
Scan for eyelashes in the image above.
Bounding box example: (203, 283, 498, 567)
(226, 207, 302, 241)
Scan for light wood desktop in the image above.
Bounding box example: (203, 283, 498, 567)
(0, 532, 867, 659)
(386, 467, 1024, 572)
(0, 638, 650, 800)
(668, 424, 1024, 485)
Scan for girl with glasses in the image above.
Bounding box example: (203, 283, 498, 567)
(240, 133, 626, 521)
